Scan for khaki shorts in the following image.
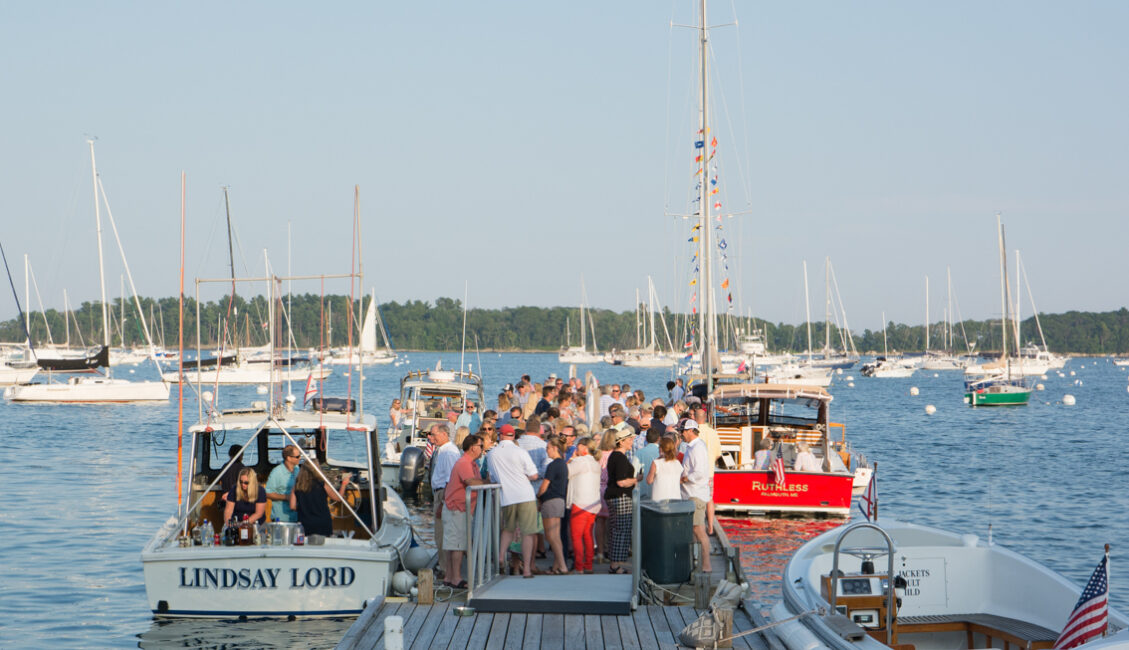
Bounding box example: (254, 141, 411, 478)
(691, 497, 708, 527)
(442, 505, 468, 551)
(501, 501, 539, 535)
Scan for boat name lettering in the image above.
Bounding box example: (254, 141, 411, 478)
(177, 566, 355, 589)
(750, 481, 809, 492)
(290, 566, 356, 588)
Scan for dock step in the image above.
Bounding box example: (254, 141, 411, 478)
(469, 573, 633, 615)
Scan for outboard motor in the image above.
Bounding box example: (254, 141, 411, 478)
(398, 446, 428, 494)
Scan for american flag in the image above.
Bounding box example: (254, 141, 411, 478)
(858, 470, 877, 521)
(771, 445, 787, 485)
(303, 373, 319, 406)
(1054, 553, 1109, 648)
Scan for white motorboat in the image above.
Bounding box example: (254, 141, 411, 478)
(771, 518, 1125, 650)
(860, 356, 918, 378)
(0, 345, 38, 385)
(141, 401, 412, 618)
(763, 362, 834, 387)
(920, 352, 971, 371)
(384, 366, 485, 491)
(0, 361, 39, 386)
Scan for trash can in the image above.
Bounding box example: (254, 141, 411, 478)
(640, 499, 696, 584)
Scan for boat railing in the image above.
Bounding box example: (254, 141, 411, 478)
(465, 483, 502, 600)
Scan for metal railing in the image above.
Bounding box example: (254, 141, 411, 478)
(465, 483, 502, 600)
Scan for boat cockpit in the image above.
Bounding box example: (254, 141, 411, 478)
(187, 411, 384, 543)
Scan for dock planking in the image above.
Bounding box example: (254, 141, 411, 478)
(338, 596, 779, 649)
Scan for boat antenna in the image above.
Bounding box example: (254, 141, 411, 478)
(474, 332, 483, 384)
(0, 240, 36, 355)
(460, 281, 468, 373)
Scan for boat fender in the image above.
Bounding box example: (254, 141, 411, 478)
(398, 446, 427, 493)
(769, 601, 824, 650)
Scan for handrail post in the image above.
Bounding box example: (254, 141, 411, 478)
(631, 488, 641, 608)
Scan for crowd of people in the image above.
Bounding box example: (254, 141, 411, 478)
(421, 374, 724, 586)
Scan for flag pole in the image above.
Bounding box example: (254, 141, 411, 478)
(873, 461, 878, 521)
(1106, 543, 1111, 639)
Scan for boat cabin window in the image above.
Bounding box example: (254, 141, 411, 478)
(208, 435, 260, 473)
(766, 399, 820, 428)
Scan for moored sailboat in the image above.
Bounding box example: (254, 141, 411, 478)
(558, 278, 602, 364)
(5, 141, 169, 403)
(964, 214, 1032, 406)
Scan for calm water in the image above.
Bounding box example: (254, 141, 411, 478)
(1, 354, 1126, 648)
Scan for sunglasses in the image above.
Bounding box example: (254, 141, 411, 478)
(483, 426, 495, 431)
(239, 481, 250, 486)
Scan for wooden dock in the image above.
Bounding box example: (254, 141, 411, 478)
(336, 597, 783, 650)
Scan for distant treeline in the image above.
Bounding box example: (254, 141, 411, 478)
(4, 294, 1129, 355)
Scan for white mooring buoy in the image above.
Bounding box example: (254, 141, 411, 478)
(1036, 383, 1045, 391)
(1063, 394, 1076, 406)
(910, 386, 920, 396)
(925, 404, 936, 415)
(847, 382, 855, 388)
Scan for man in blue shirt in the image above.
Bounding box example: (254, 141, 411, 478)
(455, 401, 482, 435)
(265, 444, 301, 522)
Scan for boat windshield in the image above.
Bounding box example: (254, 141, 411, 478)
(767, 399, 821, 427)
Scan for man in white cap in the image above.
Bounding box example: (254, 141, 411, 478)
(679, 419, 712, 573)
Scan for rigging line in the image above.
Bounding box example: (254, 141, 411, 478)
(25, 261, 55, 345)
(0, 242, 35, 352)
(96, 176, 163, 368)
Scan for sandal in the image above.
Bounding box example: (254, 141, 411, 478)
(609, 566, 630, 575)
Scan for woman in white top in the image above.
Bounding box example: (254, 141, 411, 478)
(646, 437, 683, 501)
(793, 442, 820, 472)
(566, 437, 602, 574)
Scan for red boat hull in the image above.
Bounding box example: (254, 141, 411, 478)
(712, 469, 854, 516)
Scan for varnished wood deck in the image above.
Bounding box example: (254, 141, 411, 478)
(336, 597, 780, 650)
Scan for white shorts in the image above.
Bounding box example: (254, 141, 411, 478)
(442, 504, 468, 551)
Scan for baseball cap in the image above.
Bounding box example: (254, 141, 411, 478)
(503, 383, 514, 392)
(499, 424, 515, 436)
(681, 419, 699, 431)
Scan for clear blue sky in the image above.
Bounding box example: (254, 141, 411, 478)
(2, 1, 1126, 332)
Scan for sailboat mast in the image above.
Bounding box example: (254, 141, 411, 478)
(696, 0, 716, 388)
(925, 275, 929, 354)
(946, 266, 953, 353)
(803, 261, 812, 362)
(824, 258, 831, 354)
(88, 141, 110, 351)
(996, 214, 1008, 362)
(648, 276, 657, 350)
(882, 311, 889, 358)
